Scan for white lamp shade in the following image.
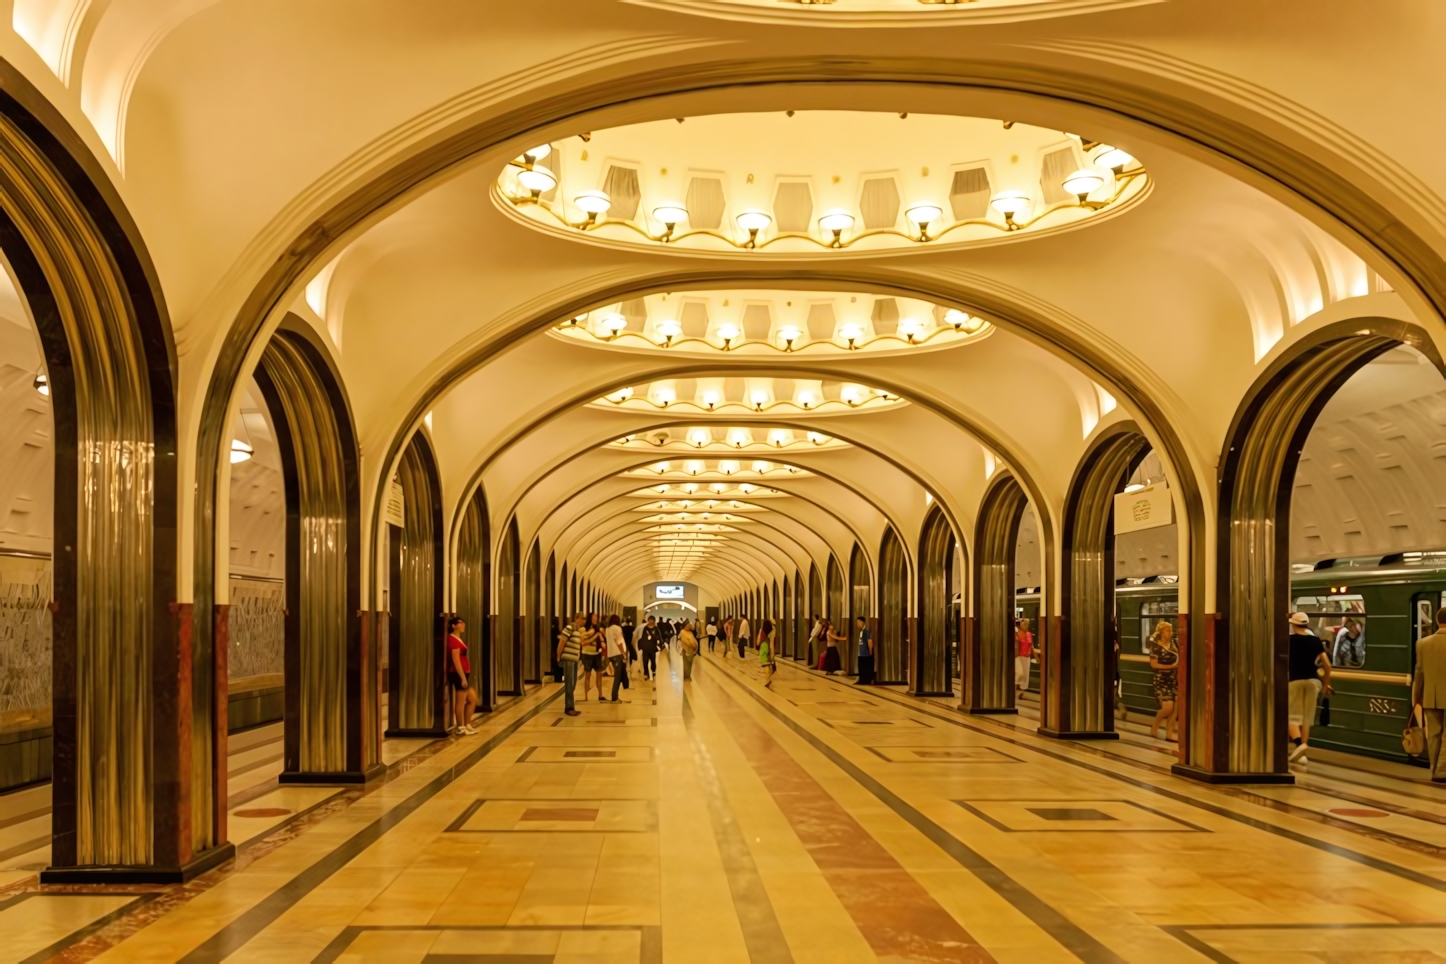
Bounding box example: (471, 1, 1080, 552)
(230, 439, 254, 464)
(838, 324, 864, 343)
(735, 211, 772, 231)
(906, 203, 943, 225)
(818, 212, 855, 233)
(776, 325, 801, 345)
(519, 143, 551, 162)
(1092, 145, 1134, 170)
(944, 308, 970, 328)
(990, 191, 1031, 216)
(1062, 169, 1106, 197)
(653, 205, 688, 225)
(655, 320, 683, 340)
(715, 324, 740, 341)
(516, 166, 557, 193)
(574, 190, 611, 214)
(600, 312, 627, 333)
(897, 317, 923, 337)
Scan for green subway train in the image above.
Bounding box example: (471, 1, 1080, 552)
(1092, 552, 1445, 765)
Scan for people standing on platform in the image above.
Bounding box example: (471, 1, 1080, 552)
(580, 613, 602, 702)
(623, 617, 637, 667)
(706, 618, 718, 652)
(556, 612, 584, 716)
(822, 620, 845, 674)
(680, 620, 700, 681)
(808, 615, 826, 665)
(1015, 618, 1035, 699)
(1333, 617, 1366, 669)
(604, 614, 629, 703)
(1287, 611, 1333, 767)
(661, 618, 675, 652)
(855, 616, 875, 685)
(1412, 607, 1446, 782)
(1148, 619, 1180, 742)
(638, 616, 661, 681)
(736, 614, 751, 658)
(446, 617, 477, 735)
(722, 616, 734, 658)
(759, 619, 777, 688)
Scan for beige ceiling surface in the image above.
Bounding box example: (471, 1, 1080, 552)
(0, 0, 1443, 607)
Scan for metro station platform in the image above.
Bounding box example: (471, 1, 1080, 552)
(5, 651, 1442, 963)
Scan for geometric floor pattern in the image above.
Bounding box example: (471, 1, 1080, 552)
(3, 650, 1446, 962)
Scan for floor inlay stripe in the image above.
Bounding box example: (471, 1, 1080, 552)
(678, 690, 794, 964)
(699, 668, 992, 963)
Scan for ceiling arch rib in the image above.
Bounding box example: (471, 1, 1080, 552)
(525, 458, 890, 586)
(550, 496, 811, 590)
(564, 503, 816, 585)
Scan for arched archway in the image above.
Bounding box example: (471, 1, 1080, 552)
(827, 553, 845, 651)
(546, 551, 558, 679)
(524, 540, 542, 685)
(251, 319, 377, 783)
(387, 433, 444, 737)
(848, 542, 871, 677)
(877, 526, 908, 685)
(1180, 318, 1446, 783)
(808, 562, 823, 662)
(967, 472, 1032, 714)
(916, 507, 958, 697)
(1042, 423, 1150, 740)
(454, 485, 492, 713)
(0, 74, 213, 880)
(496, 517, 522, 697)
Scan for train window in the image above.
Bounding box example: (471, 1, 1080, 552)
(1138, 600, 1178, 655)
(1293, 593, 1366, 668)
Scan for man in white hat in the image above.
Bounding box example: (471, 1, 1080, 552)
(1287, 611, 1332, 768)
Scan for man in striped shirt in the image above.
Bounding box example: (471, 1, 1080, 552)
(556, 612, 585, 716)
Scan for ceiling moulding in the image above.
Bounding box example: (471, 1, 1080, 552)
(496, 112, 1149, 259)
(620, 0, 1163, 28)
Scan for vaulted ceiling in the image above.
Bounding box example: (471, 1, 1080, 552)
(0, 0, 1444, 610)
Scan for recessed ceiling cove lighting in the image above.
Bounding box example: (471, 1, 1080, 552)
(497, 112, 1146, 254)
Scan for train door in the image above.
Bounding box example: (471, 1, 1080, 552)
(1412, 590, 1446, 672)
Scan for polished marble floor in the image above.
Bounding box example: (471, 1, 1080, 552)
(3, 651, 1446, 962)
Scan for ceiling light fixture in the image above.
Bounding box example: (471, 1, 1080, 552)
(515, 165, 556, 200)
(839, 324, 863, 350)
(601, 312, 627, 337)
(230, 439, 254, 464)
(906, 203, 943, 242)
(655, 319, 682, 347)
(702, 390, 719, 411)
(517, 143, 551, 167)
(897, 317, 923, 344)
(990, 190, 1031, 229)
(716, 323, 739, 350)
(653, 205, 687, 241)
(735, 211, 771, 248)
(1091, 144, 1134, 174)
(1062, 169, 1106, 205)
(33, 373, 48, 396)
(944, 308, 970, 330)
(573, 190, 611, 226)
(818, 211, 854, 247)
(777, 325, 800, 351)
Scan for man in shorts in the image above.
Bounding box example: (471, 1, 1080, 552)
(1287, 611, 1332, 768)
